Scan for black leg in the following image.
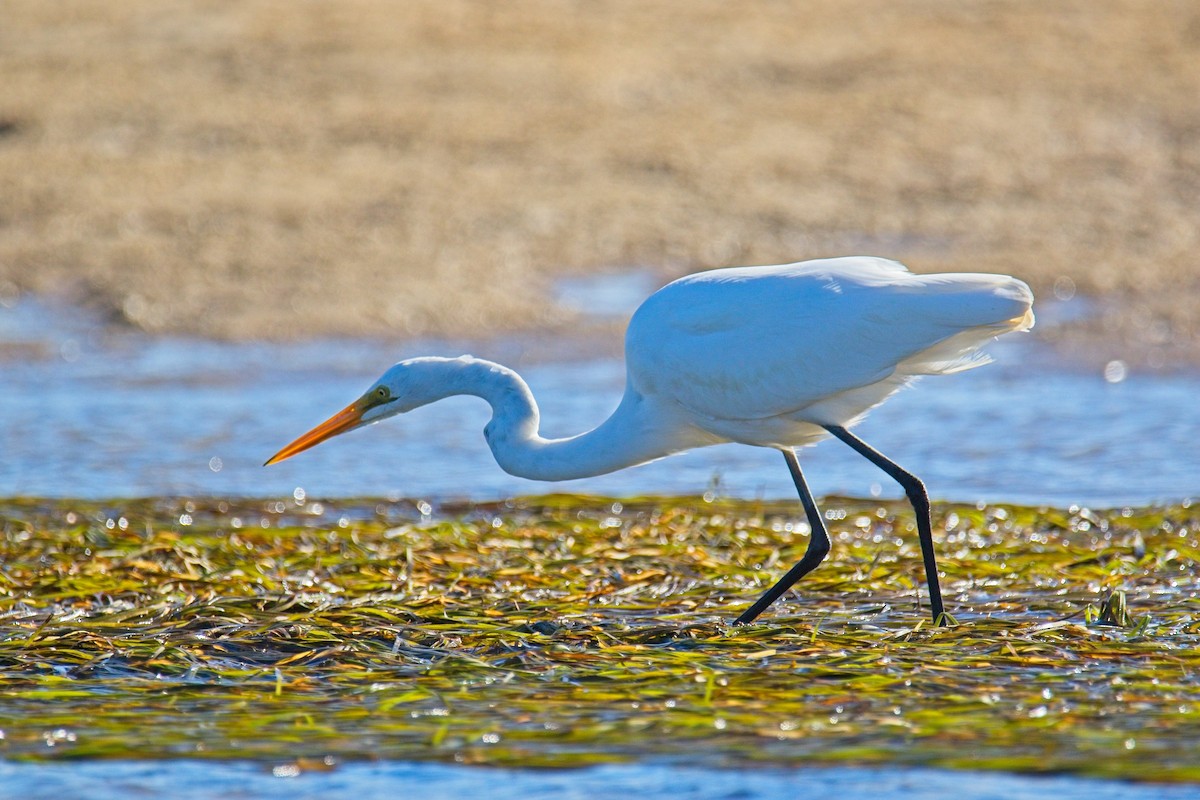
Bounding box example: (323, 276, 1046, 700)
(735, 449, 831, 624)
(825, 425, 946, 625)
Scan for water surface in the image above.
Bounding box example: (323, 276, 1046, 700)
(1, 294, 1194, 506)
(4, 293, 1195, 506)
(2, 760, 1197, 800)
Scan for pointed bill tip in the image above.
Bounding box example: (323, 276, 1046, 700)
(263, 401, 364, 467)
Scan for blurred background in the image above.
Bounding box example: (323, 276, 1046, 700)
(3, 0, 1199, 356)
(2, 1, 1199, 502)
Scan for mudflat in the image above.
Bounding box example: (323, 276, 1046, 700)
(2, 2, 1197, 362)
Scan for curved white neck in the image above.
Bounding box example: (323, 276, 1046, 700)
(415, 357, 694, 482)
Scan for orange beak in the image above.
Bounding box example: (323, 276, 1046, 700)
(264, 401, 365, 466)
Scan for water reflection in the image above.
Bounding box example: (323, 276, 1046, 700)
(1, 295, 1195, 506)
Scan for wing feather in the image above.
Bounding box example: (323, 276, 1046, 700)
(625, 257, 1031, 422)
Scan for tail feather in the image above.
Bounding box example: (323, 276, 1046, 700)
(904, 273, 1035, 331)
(894, 273, 1034, 376)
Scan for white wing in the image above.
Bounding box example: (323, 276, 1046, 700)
(625, 257, 1032, 422)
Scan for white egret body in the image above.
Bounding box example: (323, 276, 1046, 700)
(268, 257, 1034, 624)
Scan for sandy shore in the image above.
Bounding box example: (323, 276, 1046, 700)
(2, 2, 1198, 363)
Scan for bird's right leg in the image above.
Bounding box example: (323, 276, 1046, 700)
(734, 449, 831, 624)
(824, 425, 946, 625)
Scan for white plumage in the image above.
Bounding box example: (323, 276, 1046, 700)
(624, 256, 1032, 448)
(267, 256, 1034, 624)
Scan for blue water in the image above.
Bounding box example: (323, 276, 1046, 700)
(1, 760, 1196, 800)
(0, 294, 1194, 506)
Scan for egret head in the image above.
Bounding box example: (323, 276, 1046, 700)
(263, 359, 437, 466)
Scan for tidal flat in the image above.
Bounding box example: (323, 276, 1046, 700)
(1, 495, 1197, 782)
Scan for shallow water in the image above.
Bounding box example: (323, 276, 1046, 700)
(2, 760, 1197, 800)
(1, 293, 1195, 506)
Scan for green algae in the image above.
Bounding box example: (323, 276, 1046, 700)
(0, 496, 1197, 780)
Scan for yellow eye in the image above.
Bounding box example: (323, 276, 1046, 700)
(375, 386, 390, 401)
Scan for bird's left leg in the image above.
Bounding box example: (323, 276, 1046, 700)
(824, 425, 947, 625)
(735, 449, 831, 624)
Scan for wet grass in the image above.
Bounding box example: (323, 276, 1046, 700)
(1, 495, 1198, 781)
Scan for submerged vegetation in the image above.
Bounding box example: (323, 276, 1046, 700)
(0, 495, 1198, 780)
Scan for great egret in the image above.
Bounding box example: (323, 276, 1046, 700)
(266, 256, 1034, 625)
